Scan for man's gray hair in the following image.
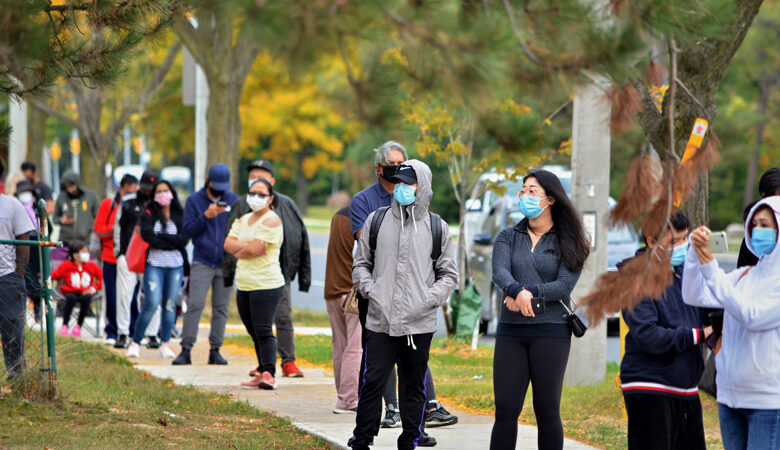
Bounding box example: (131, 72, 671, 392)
(374, 141, 408, 165)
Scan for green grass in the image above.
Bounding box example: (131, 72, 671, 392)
(0, 337, 326, 449)
(304, 205, 340, 222)
(226, 335, 724, 449)
(199, 292, 331, 329)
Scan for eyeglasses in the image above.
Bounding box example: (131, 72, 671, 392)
(247, 192, 270, 199)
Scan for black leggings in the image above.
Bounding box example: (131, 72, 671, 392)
(490, 334, 571, 450)
(63, 293, 92, 327)
(236, 287, 283, 376)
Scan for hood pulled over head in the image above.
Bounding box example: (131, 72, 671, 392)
(393, 159, 432, 211)
(744, 196, 780, 260)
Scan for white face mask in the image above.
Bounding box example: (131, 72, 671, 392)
(78, 252, 91, 262)
(247, 195, 269, 212)
(18, 192, 33, 205)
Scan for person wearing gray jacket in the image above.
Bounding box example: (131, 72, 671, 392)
(349, 160, 458, 450)
(53, 170, 99, 247)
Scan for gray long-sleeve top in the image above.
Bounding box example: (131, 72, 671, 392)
(491, 219, 581, 325)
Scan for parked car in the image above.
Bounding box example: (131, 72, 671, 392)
(466, 167, 640, 335)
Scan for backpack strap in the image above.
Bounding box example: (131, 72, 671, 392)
(368, 206, 390, 261)
(429, 212, 442, 261)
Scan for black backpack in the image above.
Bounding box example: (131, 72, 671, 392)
(368, 206, 443, 263)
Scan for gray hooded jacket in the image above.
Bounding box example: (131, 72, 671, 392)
(53, 171, 99, 245)
(353, 159, 458, 337)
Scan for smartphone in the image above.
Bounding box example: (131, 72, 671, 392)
(531, 297, 546, 315)
(707, 231, 729, 254)
(216, 201, 227, 207)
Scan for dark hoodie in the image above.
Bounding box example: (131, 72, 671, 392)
(53, 171, 99, 245)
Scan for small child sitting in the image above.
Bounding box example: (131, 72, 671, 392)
(51, 241, 102, 337)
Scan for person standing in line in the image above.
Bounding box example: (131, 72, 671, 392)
(51, 241, 103, 337)
(223, 159, 311, 378)
(113, 171, 161, 349)
(126, 180, 188, 360)
(225, 178, 285, 390)
(620, 208, 711, 450)
(349, 160, 458, 450)
(15, 180, 46, 324)
(21, 161, 55, 215)
(0, 159, 34, 378)
(683, 197, 780, 450)
(489, 169, 589, 450)
(173, 164, 238, 366)
(53, 170, 99, 249)
(737, 167, 780, 267)
(94, 174, 138, 346)
(350, 142, 457, 438)
(324, 205, 362, 414)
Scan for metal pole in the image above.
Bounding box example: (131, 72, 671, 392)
(38, 200, 57, 389)
(123, 125, 131, 166)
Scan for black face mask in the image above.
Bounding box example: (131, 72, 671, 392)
(66, 188, 80, 199)
(379, 164, 400, 182)
(209, 186, 225, 198)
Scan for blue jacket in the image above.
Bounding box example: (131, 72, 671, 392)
(183, 188, 239, 268)
(620, 255, 710, 399)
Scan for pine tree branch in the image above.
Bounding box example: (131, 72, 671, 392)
(47, 2, 129, 13)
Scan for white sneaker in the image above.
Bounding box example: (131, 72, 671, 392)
(126, 342, 140, 358)
(104, 337, 116, 346)
(159, 344, 176, 359)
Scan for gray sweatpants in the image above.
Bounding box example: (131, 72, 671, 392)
(180, 262, 232, 350)
(275, 283, 296, 363)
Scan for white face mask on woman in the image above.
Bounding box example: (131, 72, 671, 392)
(247, 194, 269, 212)
(18, 192, 34, 205)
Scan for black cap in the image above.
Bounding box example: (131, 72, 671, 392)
(15, 180, 34, 193)
(247, 160, 274, 176)
(390, 164, 417, 185)
(140, 170, 160, 191)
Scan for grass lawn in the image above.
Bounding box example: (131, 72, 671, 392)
(200, 293, 331, 328)
(0, 337, 326, 449)
(225, 334, 723, 449)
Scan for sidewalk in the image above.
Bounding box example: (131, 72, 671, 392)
(104, 330, 596, 450)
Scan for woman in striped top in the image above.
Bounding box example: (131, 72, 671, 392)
(126, 180, 189, 360)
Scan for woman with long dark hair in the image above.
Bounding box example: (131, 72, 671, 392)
(126, 180, 188, 359)
(490, 169, 590, 450)
(224, 178, 285, 390)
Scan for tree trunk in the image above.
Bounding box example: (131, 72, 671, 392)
(683, 171, 710, 229)
(296, 148, 309, 214)
(26, 105, 47, 169)
(80, 136, 104, 197)
(206, 82, 242, 191)
(742, 84, 770, 211)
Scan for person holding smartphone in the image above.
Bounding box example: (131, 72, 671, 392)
(489, 169, 590, 450)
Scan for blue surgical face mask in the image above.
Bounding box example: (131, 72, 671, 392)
(519, 195, 547, 219)
(751, 227, 777, 257)
(670, 241, 689, 266)
(394, 183, 416, 206)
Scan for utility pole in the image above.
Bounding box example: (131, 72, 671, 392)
(8, 98, 28, 175)
(566, 77, 610, 386)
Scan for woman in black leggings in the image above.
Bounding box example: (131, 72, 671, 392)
(489, 170, 589, 450)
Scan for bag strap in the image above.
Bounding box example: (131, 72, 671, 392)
(368, 206, 390, 261)
(429, 212, 442, 261)
(368, 206, 444, 264)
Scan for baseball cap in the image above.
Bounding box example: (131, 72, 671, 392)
(208, 163, 231, 191)
(390, 164, 417, 185)
(140, 170, 160, 191)
(15, 180, 34, 193)
(247, 160, 274, 176)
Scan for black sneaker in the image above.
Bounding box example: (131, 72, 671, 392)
(146, 336, 161, 349)
(380, 405, 401, 428)
(114, 335, 129, 349)
(208, 348, 228, 365)
(172, 348, 191, 365)
(425, 400, 458, 427)
(347, 436, 373, 448)
(418, 431, 437, 447)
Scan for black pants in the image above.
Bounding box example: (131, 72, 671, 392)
(490, 334, 571, 450)
(357, 294, 436, 410)
(0, 272, 26, 377)
(353, 329, 433, 450)
(624, 394, 706, 450)
(236, 287, 283, 376)
(63, 293, 92, 327)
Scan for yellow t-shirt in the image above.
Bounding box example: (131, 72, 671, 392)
(228, 210, 285, 291)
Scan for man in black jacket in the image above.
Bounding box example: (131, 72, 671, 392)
(223, 160, 311, 377)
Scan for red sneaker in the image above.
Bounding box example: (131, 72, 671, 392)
(248, 368, 260, 377)
(240, 375, 262, 389)
(282, 361, 304, 378)
(258, 371, 277, 390)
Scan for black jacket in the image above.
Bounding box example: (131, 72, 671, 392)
(140, 209, 190, 276)
(222, 192, 311, 290)
(115, 194, 149, 257)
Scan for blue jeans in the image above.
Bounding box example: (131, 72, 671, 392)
(133, 265, 182, 345)
(719, 403, 780, 450)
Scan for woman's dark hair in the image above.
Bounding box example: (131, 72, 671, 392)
(148, 179, 183, 224)
(114, 174, 139, 202)
(250, 178, 274, 197)
(67, 240, 86, 261)
(758, 168, 780, 198)
(523, 169, 590, 272)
